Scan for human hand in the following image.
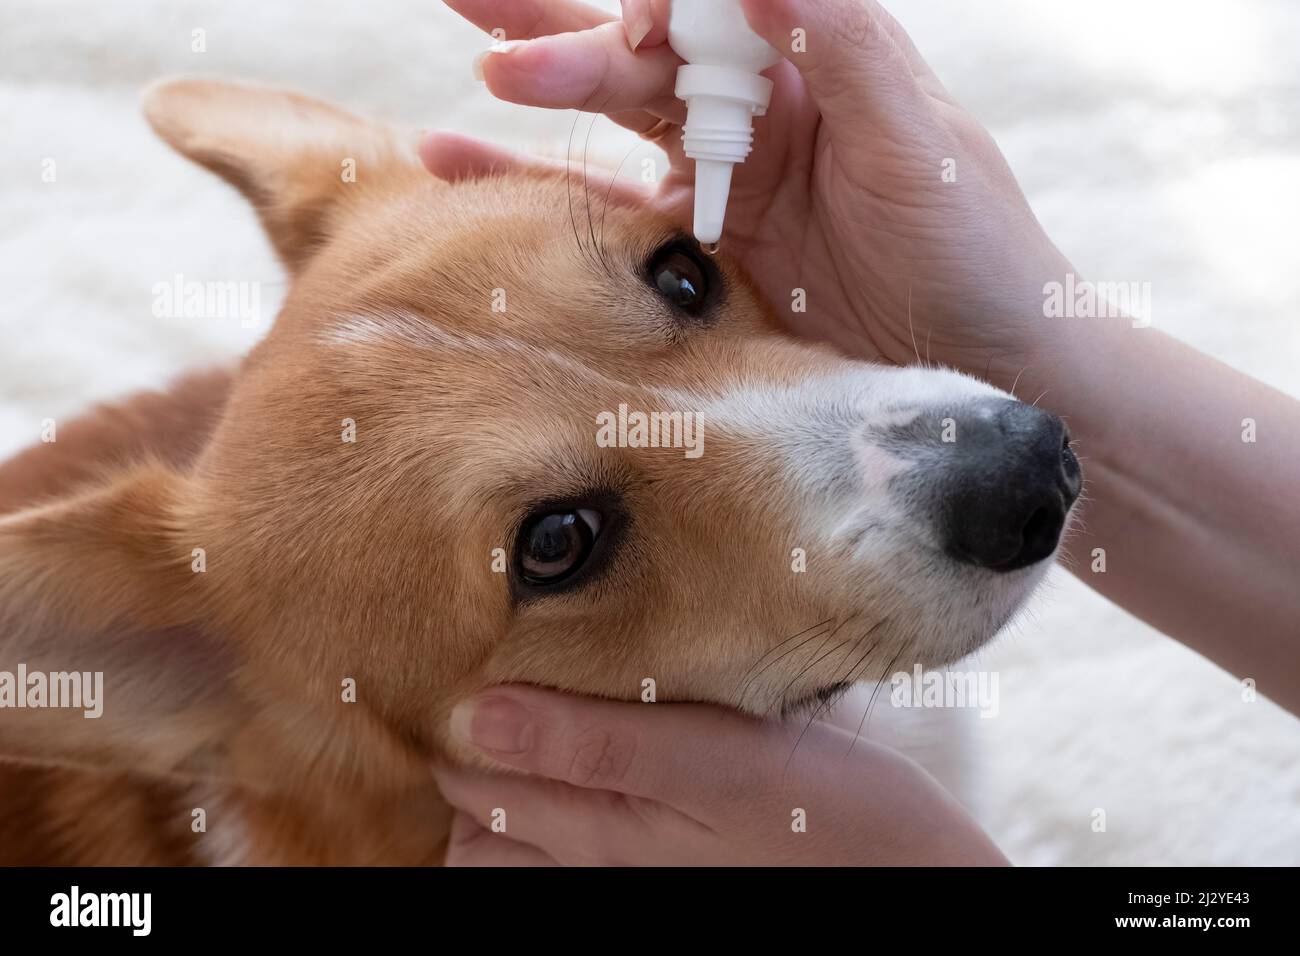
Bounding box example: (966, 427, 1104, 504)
(426, 0, 1076, 390)
(433, 685, 1008, 866)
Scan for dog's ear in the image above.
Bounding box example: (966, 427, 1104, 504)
(0, 463, 243, 780)
(142, 77, 420, 273)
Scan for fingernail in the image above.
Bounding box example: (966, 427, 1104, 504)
(622, 1, 653, 51)
(472, 40, 527, 82)
(450, 696, 534, 754)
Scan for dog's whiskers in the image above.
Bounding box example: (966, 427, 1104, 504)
(598, 142, 643, 259)
(1009, 366, 1028, 400)
(731, 617, 834, 705)
(565, 105, 587, 261)
(766, 616, 859, 711)
(736, 619, 844, 709)
(907, 284, 922, 366)
(781, 618, 889, 772)
(582, 91, 620, 273)
(845, 644, 907, 757)
(562, 91, 623, 276)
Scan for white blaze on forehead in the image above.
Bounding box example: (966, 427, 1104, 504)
(660, 366, 1002, 432)
(323, 311, 999, 424)
(322, 310, 635, 390)
(322, 310, 1003, 541)
(655, 366, 1003, 482)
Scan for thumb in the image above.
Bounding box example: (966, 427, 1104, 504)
(447, 685, 785, 810)
(740, 0, 937, 141)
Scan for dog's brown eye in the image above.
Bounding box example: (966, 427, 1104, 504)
(648, 244, 711, 315)
(518, 509, 602, 586)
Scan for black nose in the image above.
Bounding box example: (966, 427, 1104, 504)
(940, 400, 1081, 572)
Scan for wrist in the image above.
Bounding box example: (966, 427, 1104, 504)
(912, 242, 1082, 394)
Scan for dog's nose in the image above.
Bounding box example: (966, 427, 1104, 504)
(939, 400, 1081, 572)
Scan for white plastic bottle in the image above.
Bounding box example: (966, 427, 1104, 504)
(668, 0, 783, 246)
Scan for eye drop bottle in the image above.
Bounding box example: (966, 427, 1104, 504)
(668, 0, 783, 246)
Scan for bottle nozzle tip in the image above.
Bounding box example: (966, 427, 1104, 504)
(693, 224, 724, 246)
(692, 159, 734, 247)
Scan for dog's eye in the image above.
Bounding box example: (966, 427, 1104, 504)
(518, 509, 602, 586)
(648, 243, 711, 316)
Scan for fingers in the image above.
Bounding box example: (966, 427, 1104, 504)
(443, 0, 611, 38)
(435, 763, 704, 866)
(449, 0, 689, 171)
(447, 685, 785, 811)
(418, 130, 531, 182)
(739, 0, 939, 139)
(619, 0, 672, 50)
(443, 811, 559, 866)
(444, 0, 670, 57)
(477, 22, 685, 123)
(418, 130, 654, 205)
(439, 701, 1010, 867)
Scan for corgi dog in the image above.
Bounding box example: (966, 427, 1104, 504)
(0, 79, 1081, 865)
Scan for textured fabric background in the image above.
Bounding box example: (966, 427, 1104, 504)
(2, 0, 1296, 864)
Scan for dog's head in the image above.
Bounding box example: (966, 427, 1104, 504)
(0, 81, 1079, 842)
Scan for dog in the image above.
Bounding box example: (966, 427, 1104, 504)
(0, 78, 1081, 864)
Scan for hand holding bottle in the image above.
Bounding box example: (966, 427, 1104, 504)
(430, 0, 1075, 390)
